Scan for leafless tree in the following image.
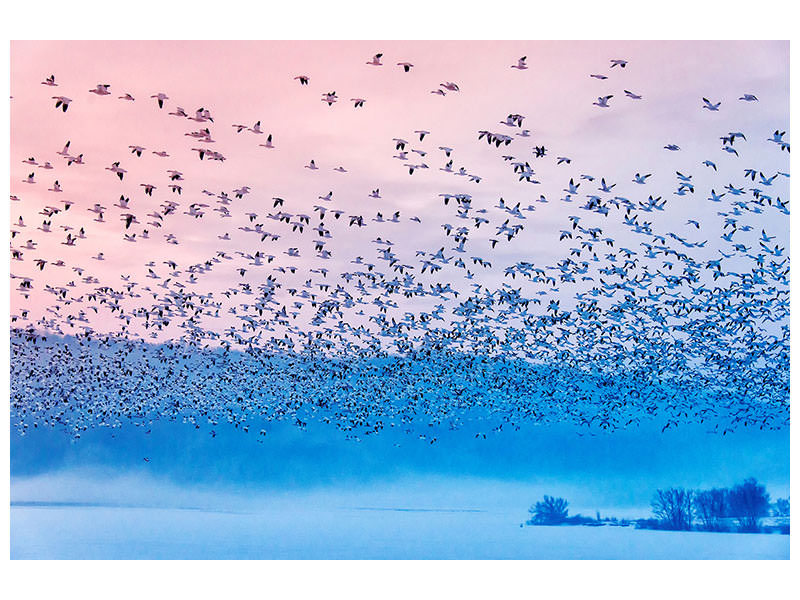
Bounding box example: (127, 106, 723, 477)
(728, 478, 770, 532)
(694, 488, 728, 531)
(652, 488, 693, 530)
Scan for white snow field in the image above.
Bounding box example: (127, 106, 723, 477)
(10, 501, 788, 560)
(10, 470, 789, 559)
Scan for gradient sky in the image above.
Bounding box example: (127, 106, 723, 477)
(9, 40, 790, 346)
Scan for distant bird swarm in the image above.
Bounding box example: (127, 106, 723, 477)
(11, 52, 790, 441)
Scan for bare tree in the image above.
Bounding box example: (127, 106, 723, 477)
(528, 495, 569, 525)
(728, 478, 770, 532)
(651, 488, 693, 530)
(694, 488, 728, 531)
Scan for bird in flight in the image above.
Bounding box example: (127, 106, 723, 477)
(89, 84, 111, 96)
(52, 96, 71, 112)
(593, 95, 613, 108)
(151, 92, 169, 108)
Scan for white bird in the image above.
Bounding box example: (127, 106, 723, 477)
(511, 56, 528, 70)
(366, 53, 383, 66)
(258, 134, 275, 149)
(151, 92, 169, 108)
(41, 74, 57, 86)
(106, 162, 127, 180)
(702, 160, 717, 171)
(397, 62, 413, 72)
(623, 90, 642, 99)
(57, 140, 71, 156)
(593, 95, 613, 108)
(89, 84, 111, 95)
(702, 97, 721, 111)
(190, 107, 213, 122)
(768, 130, 786, 143)
(610, 59, 628, 68)
(739, 94, 758, 102)
(305, 159, 319, 170)
(52, 96, 71, 112)
(66, 153, 84, 166)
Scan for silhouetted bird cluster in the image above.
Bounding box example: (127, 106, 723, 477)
(10, 50, 789, 442)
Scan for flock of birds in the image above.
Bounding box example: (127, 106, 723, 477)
(10, 50, 790, 443)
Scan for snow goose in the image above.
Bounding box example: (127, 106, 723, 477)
(151, 92, 169, 108)
(52, 96, 71, 112)
(593, 95, 612, 108)
(258, 134, 275, 149)
(89, 84, 111, 95)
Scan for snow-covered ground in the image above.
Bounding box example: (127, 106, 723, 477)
(11, 500, 788, 559)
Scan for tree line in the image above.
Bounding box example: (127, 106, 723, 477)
(649, 478, 788, 533)
(526, 478, 789, 534)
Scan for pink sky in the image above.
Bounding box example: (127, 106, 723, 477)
(9, 41, 790, 345)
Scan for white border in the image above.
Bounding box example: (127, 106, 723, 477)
(2, 1, 797, 598)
